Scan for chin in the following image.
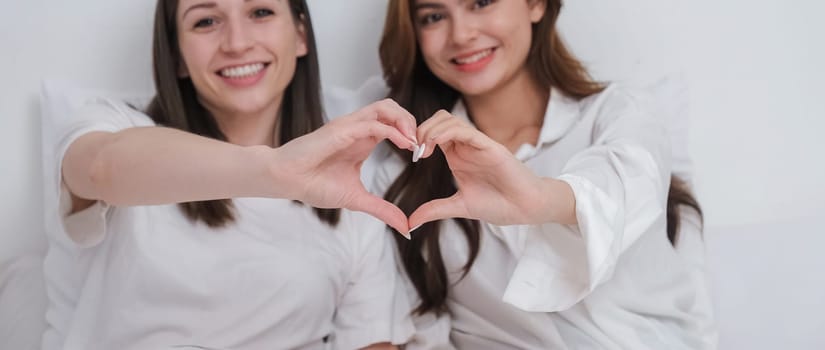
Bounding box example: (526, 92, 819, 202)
(441, 71, 499, 97)
(221, 99, 265, 115)
(228, 93, 276, 111)
(452, 80, 497, 97)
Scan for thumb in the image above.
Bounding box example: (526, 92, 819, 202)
(408, 194, 469, 232)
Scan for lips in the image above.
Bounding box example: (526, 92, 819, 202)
(452, 48, 495, 65)
(450, 47, 496, 73)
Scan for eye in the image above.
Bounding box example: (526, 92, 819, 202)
(419, 12, 445, 26)
(251, 8, 274, 18)
(472, 0, 494, 9)
(194, 17, 215, 29)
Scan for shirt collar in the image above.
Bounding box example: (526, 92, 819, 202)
(450, 87, 582, 152)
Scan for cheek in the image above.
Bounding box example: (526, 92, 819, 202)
(179, 39, 210, 74)
(417, 31, 446, 67)
(495, 18, 533, 60)
(262, 25, 302, 58)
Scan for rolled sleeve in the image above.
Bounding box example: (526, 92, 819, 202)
(50, 98, 154, 248)
(503, 89, 671, 312)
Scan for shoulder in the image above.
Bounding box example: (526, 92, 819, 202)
(577, 84, 662, 135)
(579, 84, 646, 118)
(71, 96, 156, 129)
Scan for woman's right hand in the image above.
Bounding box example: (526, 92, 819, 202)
(271, 99, 418, 236)
(407, 110, 576, 229)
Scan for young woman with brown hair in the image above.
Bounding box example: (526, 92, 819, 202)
(42, 0, 415, 349)
(376, 0, 715, 348)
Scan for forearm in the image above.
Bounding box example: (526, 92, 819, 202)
(535, 177, 577, 225)
(63, 127, 286, 206)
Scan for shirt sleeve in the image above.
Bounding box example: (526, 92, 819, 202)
(50, 97, 155, 248)
(502, 87, 672, 312)
(332, 210, 415, 349)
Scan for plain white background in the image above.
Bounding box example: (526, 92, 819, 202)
(1, 0, 823, 348)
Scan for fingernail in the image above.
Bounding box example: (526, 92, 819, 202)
(412, 143, 426, 162)
(409, 224, 423, 234)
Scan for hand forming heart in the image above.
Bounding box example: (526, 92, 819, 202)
(277, 104, 573, 238)
(406, 110, 574, 231)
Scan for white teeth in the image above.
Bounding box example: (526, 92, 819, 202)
(455, 49, 492, 65)
(220, 63, 265, 78)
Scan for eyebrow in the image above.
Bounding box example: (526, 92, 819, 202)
(414, 1, 446, 11)
(182, 0, 270, 20)
(182, 2, 216, 20)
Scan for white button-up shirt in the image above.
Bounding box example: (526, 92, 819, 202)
(372, 85, 717, 349)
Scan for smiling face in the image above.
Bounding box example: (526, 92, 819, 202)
(176, 0, 307, 120)
(413, 0, 545, 97)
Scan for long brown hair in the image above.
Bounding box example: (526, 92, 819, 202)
(380, 0, 702, 315)
(145, 0, 338, 228)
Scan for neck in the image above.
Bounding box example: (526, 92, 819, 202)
(207, 97, 283, 147)
(463, 68, 549, 152)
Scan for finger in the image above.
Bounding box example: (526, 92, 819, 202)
(416, 110, 457, 158)
(416, 110, 453, 145)
(408, 194, 470, 231)
(349, 193, 411, 239)
(420, 115, 463, 158)
(430, 124, 489, 150)
(349, 120, 417, 151)
(424, 120, 490, 159)
(369, 99, 419, 144)
(342, 119, 415, 150)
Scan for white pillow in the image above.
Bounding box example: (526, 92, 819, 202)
(40, 79, 153, 148)
(0, 255, 48, 350)
(0, 81, 156, 350)
(39, 79, 154, 251)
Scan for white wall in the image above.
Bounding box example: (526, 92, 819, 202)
(1, 0, 824, 347)
(308, 1, 388, 90)
(6, 0, 822, 257)
(0, 0, 156, 260)
(558, 0, 825, 227)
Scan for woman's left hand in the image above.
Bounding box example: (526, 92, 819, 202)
(273, 99, 419, 236)
(409, 110, 576, 229)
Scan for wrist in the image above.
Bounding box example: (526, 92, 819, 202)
(245, 145, 295, 199)
(536, 178, 577, 225)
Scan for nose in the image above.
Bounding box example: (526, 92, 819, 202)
(220, 19, 253, 55)
(450, 14, 479, 45)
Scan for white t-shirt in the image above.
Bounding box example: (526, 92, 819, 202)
(42, 99, 413, 350)
(374, 85, 717, 349)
